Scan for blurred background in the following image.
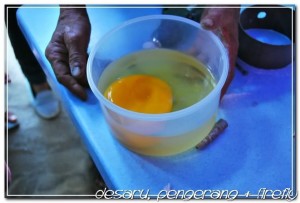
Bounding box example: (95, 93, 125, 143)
(6, 37, 105, 197)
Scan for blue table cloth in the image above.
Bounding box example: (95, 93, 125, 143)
(15, 5, 295, 199)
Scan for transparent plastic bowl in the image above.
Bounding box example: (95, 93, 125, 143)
(87, 15, 229, 156)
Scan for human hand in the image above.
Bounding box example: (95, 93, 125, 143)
(45, 7, 91, 100)
(200, 7, 240, 98)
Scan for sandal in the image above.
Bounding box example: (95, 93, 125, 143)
(33, 90, 60, 119)
(6, 111, 19, 131)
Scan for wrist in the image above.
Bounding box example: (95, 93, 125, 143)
(204, 7, 240, 18)
(59, 6, 88, 19)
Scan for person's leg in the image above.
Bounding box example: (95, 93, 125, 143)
(7, 7, 49, 96)
(6, 6, 60, 119)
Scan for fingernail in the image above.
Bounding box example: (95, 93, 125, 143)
(71, 66, 80, 77)
(201, 19, 214, 29)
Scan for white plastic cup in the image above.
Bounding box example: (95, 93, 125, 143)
(87, 15, 229, 156)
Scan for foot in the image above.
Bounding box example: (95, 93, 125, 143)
(32, 83, 61, 119)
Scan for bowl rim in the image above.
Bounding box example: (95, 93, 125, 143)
(87, 14, 229, 121)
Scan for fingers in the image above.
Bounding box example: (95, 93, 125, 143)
(200, 8, 239, 30)
(53, 61, 87, 100)
(45, 8, 91, 101)
(200, 8, 240, 98)
(200, 8, 223, 30)
(45, 42, 87, 100)
(57, 74, 87, 100)
(63, 31, 87, 79)
(201, 18, 215, 30)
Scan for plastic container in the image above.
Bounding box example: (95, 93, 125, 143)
(87, 15, 229, 156)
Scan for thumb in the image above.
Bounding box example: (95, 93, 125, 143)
(64, 31, 88, 79)
(200, 9, 222, 30)
(68, 46, 88, 79)
(201, 18, 216, 30)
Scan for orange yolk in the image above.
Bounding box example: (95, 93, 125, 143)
(104, 75, 173, 114)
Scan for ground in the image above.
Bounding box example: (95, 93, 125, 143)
(5, 36, 105, 197)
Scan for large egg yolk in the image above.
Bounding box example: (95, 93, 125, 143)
(104, 75, 173, 114)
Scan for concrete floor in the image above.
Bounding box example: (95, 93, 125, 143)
(5, 37, 105, 197)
